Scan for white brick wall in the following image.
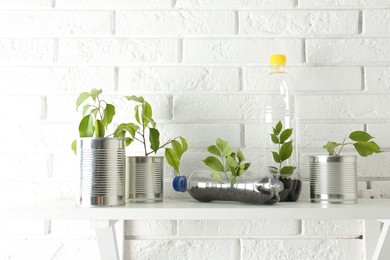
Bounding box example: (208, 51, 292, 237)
(1, 0, 389, 259)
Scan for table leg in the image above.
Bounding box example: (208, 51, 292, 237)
(372, 220, 390, 260)
(91, 220, 124, 260)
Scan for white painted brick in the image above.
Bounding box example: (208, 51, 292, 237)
(244, 67, 362, 92)
(159, 123, 241, 148)
(364, 10, 390, 35)
(296, 95, 390, 120)
(0, 153, 50, 180)
(119, 67, 240, 92)
(365, 67, 390, 92)
(366, 123, 390, 147)
(0, 96, 43, 122)
(0, 123, 76, 153)
(126, 220, 176, 236)
(0, 220, 48, 236)
(58, 39, 179, 64)
(176, 0, 295, 8)
(34, 181, 78, 201)
(0, 0, 50, 8)
(51, 153, 79, 180)
(126, 239, 239, 260)
(0, 239, 99, 260)
(56, 0, 172, 8)
(184, 39, 304, 64)
(0, 182, 35, 206)
(117, 11, 236, 36)
(303, 220, 362, 237)
(298, 123, 364, 149)
(0, 39, 54, 64)
(240, 11, 358, 36)
(241, 239, 364, 260)
(51, 220, 95, 236)
(178, 220, 300, 236)
(0, 11, 113, 36)
(306, 39, 390, 64)
(299, 181, 310, 200)
(0, 67, 115, 94)
(371, 181, 390, 198)
(357, 152, 390, 178)
(109, 95, 172, 123)
(299, 0, 390, 8)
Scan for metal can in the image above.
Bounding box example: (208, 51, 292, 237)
(126, 156, 163, 203)
(78, 138, 126, 207)
(310, 155, 357, 204)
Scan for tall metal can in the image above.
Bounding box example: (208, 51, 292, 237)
(78, 138, 126, 207)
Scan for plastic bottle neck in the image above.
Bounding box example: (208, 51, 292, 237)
(269, 65, 286, 74)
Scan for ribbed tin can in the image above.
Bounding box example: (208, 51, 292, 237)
(126, 156, 163, 203)
(310, 155, 357, 204)
(78, 138, 126, 207)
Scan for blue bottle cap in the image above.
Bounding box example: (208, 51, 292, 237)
(172, 176, 187, 192)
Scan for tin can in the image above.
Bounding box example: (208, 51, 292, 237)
(78, 138, 126, 207)
(310, 155, 357, 204)
(126, 156, 163, 203)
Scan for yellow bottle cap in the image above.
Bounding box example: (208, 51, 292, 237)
(270, 54, 286, 66)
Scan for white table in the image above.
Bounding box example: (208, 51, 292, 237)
(4, 199, 390, 260)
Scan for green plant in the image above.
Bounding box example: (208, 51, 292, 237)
(202, 138, 251, 186)
(268, 120, 296, 178)
(323, 131, 381, 157)
(114, 96, 187, 175)
(71, 88, 115, 154)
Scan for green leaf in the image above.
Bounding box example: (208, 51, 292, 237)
(273, 121, 283, 135)
(71, 140, 77, 155)
(207, 145, 221, 156)
(180, 137, 188, 153)
(267, 166, 278, 174)
(143, 101, 152, 118)
(279, 141, 293, 161)
(210, 170, 223, 184)
(165, 148, 180, 174)
(280, 166, 296, 177)
(82, 104, 91, 116)
(230, 176, 238, 186)
(280, 128, 293, 144)
(114, 123, 138, 138)
(149, 128, 160, 153)
(349, 131, 374, 142)
(94, 119, 105, 137)
(125, 137, 133, 146)
(226, 156, 239, 171)
(237, 149, 245, 162)
(90, 108, 99, 118)
(171, 140, 183, 159)
(238, 162, 250, 176)
(144, 116, 156, 128)
(134, 105, 141, 124)
(202, 156, 224, 172)
(270, 134, 279, 144)
(323, 141, 339, 156)
(216, 138, 232, 157)
(272, 151, 281, 163)
(79, 115, 94, 137)
(102, 104, 115, 127)
(354, 141, 381, 157)
(90, 88, 102, 101)
(76, 92, 90, 110)
(126, 95, 144, 103)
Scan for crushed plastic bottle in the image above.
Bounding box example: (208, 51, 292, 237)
(173, 171, 284, 205)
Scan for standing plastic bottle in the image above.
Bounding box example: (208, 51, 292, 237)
(172, 171, 283, 205)
(259, 54, 301, 202)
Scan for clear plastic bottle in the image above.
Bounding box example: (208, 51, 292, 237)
(172, 171, 283, 205)
(259, 54, 301, 202)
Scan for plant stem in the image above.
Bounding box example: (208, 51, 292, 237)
(337, 139, 354, 156)
(145, 139, 173, 156)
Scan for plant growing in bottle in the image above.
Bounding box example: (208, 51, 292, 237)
(71, 88, 116, 154)
(267, 120, 301, 202)
(323, 131, 381, 157)
(202, 138, 251, 186)
(114, 95, 187, 176)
